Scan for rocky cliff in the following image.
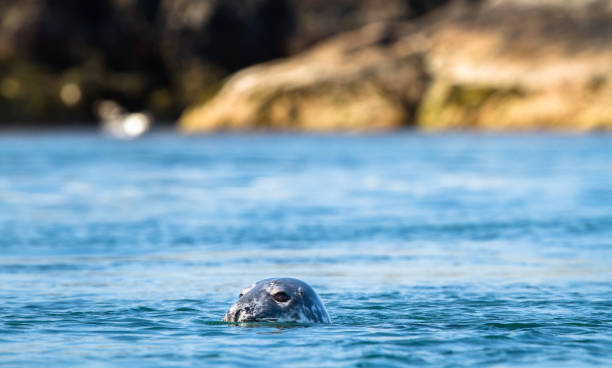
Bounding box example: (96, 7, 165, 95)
(181, 0, 612, 132)
(181, 22, 430, 132)
(0, 0, 446, 125)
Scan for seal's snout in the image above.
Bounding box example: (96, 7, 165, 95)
(225, 306, 251, 322)
(223, 306, 239, 322)
(223, 301, 254, 322)
(224, 308, 237, 322)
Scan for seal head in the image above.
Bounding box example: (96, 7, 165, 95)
(223, 278, 331, 324)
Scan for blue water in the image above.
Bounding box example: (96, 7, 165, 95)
(1, 133, 611, 367)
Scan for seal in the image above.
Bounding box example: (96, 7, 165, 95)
(223, 278, 331, 324)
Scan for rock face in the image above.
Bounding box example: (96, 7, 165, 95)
(181, 22, 430, 132)
(181, 0, 612, 132)
(418, 0, 612, 131)
(0, 0, 447, 125)
(4, 0, 612, 130)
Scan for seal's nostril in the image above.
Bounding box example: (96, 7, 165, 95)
(234, 309, 242, 321)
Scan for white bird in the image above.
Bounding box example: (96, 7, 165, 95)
(96, 100, 152, 139)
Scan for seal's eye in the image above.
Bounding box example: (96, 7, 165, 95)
(239, 293, 244, 298)
(272, 291, 290, 303)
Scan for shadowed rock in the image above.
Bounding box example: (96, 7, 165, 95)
(181, 0, 612, 132)
(180, 22, 430, 132)
(0, 0, 447, 125)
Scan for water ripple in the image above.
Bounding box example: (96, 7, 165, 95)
(1, 133, 612, 366)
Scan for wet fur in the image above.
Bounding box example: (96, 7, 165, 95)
(223, 278, 330, 324)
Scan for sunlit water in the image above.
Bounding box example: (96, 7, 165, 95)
(1, 133, 611, 367)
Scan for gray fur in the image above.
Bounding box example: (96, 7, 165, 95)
(223, 278, 331, 324)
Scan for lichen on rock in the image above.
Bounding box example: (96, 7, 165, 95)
(417, 0, 612, 131)
(181, 0, 612, 133)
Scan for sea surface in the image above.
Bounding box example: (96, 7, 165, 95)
(1, 132, 611, 367)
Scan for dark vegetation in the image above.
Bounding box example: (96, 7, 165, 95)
(0, 0, 452, 126)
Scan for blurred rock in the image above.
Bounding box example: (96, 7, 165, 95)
(181, 0, 612, 132)
(7, 0, 611, 131)
(418, 0, 612, 131)
(180, 22, 430, 132)
(0, 0, 450, 125)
